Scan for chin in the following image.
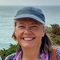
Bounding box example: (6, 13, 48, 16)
(21, 44, 35, 48)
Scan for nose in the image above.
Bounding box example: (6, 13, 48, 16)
(24, 28, 32, 35)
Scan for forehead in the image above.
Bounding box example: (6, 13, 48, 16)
(15, 18, 41, 24)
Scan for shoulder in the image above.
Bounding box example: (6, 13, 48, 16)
(5, 53, 16, 60)
(56, 47, 60, 60)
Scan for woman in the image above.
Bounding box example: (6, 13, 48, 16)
(5, 7, 60, 60)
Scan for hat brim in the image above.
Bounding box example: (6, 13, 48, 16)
(14, 14, 45, 24)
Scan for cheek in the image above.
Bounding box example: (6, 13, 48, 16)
(15, 29, 22, 40)
(34, 31, 43, 46)
(36, 32, 43, 40)
(15, 30, 24, 46)
(34, 29, 44, 37)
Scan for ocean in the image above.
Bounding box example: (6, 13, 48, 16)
(0, 6, 60, 49)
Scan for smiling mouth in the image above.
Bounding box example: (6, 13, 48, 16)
(22, 37, 35, 41)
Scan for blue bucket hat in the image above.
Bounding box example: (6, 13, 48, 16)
(14, 7, 45, 24)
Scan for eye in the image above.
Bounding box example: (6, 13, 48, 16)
(32, 26, 37, 27)
(31, 26, 38, 29)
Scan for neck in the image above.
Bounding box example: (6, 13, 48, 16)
(21, 46, 41, 60)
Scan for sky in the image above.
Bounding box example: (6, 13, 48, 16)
(0, 0, 60, 6)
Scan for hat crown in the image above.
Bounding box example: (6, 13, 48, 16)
(14, 7, 45, 24)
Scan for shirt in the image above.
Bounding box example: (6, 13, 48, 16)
(5, 47, 60, 60)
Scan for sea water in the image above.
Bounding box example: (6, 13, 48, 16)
(0, 6, 60, 49)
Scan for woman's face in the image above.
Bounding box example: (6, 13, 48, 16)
(15, 18, 45, 49)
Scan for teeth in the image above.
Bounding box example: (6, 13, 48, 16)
(23, 38, 33, 41)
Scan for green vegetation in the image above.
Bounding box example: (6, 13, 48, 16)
(0, 24, 60, 60)
(47, 24, 60, 45)
(0, 44, 17, 60)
